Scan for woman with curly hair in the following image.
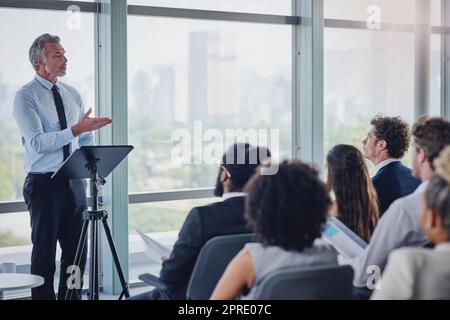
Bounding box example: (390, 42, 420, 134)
(210, 161, 337, 300)
(372, 146, 450, 299)
(326, 144, 379, 243)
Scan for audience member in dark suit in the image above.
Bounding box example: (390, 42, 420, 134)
(130, 143, 271, 300)
(362, 115, 421, 215)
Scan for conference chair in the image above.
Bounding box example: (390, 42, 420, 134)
(255, 264, 354, 300)
(138, 233, 254, 300)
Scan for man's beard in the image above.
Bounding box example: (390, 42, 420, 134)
(213, 172, 224, 197)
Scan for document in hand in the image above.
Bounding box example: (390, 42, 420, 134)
(136, 229, 173, 263)
(322, 217, 367, 259)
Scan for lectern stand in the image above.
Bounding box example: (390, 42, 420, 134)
(52, 145, 133, 300)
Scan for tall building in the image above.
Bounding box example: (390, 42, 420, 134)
(130, 65, 175, 124)
(188, 31, 238, 124)
(150, 64, 175, 124)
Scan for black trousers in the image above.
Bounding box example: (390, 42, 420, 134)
(23, 173, 87, 300)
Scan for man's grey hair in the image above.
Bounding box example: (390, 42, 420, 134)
(29, 33, 60, 71)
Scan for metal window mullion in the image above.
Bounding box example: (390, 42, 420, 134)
(294, 0, 324, 168)
(442, 0, 450, 119)
(129, 188, 214, 204)
(292, 0, 301, 159)
(97, 0, 128, 295)
(127, 5, 299, 25)
(0, 0, 97, 12)
(324, 18, 415, 33)
(0, 189, 215, 214)
(414, 0, 431, 118)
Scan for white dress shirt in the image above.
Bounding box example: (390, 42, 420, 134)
(12, 74, 93, 173)
(373, 158, 400, 177)
(222, 192, 246, 201)
(371, 242, 450, 300)
(349, 182, 430, 288)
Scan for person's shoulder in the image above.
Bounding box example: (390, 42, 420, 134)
(59, 81, 82, 98)
(195, 198, 242, 212)
(388, 246, 428, 268)
(186, 200, 224, 218)
(387, 186, 421, 210)
(309, 238, 339, 257)
(15, 79, 39, 97)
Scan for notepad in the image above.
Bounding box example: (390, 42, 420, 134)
(323, 217, 367, 259)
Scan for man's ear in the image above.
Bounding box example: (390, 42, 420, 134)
(418, 148, 428, 164)
(36, 57, 44, 69)
(377, 139, 387, 152)
(219, 170, 228, 183)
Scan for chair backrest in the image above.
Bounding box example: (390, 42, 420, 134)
(256, 264, 354, 300)
(186, 233, 253, 300)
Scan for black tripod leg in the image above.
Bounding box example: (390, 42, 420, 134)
(89, 218, 98, 300)
(102, 218, 130, 299)
(94, 219, 100, 299)
(65, 218, 89, 300)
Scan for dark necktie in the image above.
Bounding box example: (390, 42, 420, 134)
(51, 85, 71, 160)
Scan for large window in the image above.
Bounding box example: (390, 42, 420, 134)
(0, 7, 95, 203)
(127, 6, 293, 281)
(323, 1, 443, 170)
(324, 28, 414, 153)
(0, 5, 95, 297)
(128, 16, 291, 193)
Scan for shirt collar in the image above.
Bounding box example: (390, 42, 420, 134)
(435, 242, 450, 252)
(34, 73, 60, 92)
(415, 181, 429, 194)
(222, 192, 246, 201)
(373, 158, 400, 176)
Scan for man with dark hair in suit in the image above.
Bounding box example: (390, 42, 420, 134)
(130, 143, 271, 300)
(362, 115, 420, 216)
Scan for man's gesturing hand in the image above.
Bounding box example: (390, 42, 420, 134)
(71, 107, 112, 137)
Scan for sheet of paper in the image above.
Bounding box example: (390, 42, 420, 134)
(136, 229, 173, 263)
(322, 218, 367, 259)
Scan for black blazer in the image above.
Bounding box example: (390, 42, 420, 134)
(372, 161, 421, 216)
(159, 196, 250, 299)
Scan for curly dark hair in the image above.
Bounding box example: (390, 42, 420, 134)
(412, 116, 450, 169)
(326, 144, 379, 242)
(370, 115, 411, 159)
(244, 160, 331, 252)
(219, 143, 271, 192)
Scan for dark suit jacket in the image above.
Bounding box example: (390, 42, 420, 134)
(159, 196, 250, 299)
(372, 161, 421, 216)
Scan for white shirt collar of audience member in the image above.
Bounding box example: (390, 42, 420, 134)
(222, 192, 246, 201)
(373, 158, 400, 177)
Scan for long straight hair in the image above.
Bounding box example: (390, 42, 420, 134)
(326, 144, 379, 242)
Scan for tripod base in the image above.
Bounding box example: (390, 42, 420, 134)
(66, 209, 130, 300)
